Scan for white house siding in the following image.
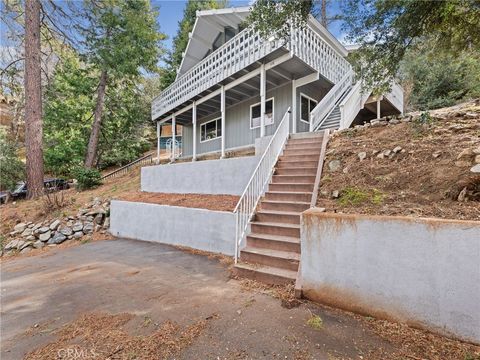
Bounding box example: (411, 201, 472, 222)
(182, 83, 292, 157)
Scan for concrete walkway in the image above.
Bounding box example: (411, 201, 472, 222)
(1, 238, 394, 359)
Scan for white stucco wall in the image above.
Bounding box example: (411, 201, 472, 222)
(300, 210, 480, 344)
(141, 156, 259, 195)
(110, 200, 236, 255)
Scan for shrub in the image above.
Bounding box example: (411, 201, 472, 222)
(0, 129, 25, 191)
(73, 167, 102, 191)
(338, 187, 384, 206)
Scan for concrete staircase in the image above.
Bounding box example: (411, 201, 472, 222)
(234, 132, 324, 285)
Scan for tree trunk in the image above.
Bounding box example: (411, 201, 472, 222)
(24, 0, 44, 199)
(320, 0, 327, 28)
(84, 70, 108, 168)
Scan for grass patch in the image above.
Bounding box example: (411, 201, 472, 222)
(338, 187, 384, 206)
(307, 314, 323, 330)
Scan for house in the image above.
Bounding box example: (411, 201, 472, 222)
(112, 6, 404, 285)
(152, 7, 403, 162)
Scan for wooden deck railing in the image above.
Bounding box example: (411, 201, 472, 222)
(101, 153, 155, 180)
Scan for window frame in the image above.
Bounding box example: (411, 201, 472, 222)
(300, 93, 318, 124)
(200, 117, 222, 143)
(250, 97, 275, 130)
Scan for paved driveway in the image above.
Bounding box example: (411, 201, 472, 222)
(1, 238, 394, 359)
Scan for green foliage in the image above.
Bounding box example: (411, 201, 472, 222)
(341, 0, 480, 93)
(338, 187, 384, 206)
(73, 167, 102, 191)
(307, 314, 323, 330)
(400, 46, 480, 110)
(160, 0, 225, 89)
(0, 129, 25, 191)
(247, 0, 312, 41)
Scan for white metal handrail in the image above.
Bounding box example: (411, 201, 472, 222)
(153, 24, 352, 121)
(233, 108, 291, 262)
(310, 69, 354, 131)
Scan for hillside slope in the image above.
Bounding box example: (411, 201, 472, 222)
(317, 100, 480, 220)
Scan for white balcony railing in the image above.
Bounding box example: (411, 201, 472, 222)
(233, 108, 291, 262)
(152, 25, 352, 120)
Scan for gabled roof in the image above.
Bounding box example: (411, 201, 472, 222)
(176, 6, 349, 78)
(176, 7, 250, 78)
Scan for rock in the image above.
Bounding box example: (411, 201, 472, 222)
(103, 217, 110, 229)
(73, 231, 83, 239)
(14, 223, 27, 232)
(94, 213, 104, 224)
(383, 150, 392, 157)
(83, 222, 94, 234)
(72, 222, 83, 232)
(471, 164, 480, 173)
(27, 223, 34, 228)
(49, 219, 61, 230)
(473, 146, 480, 155)
(475, 155, 480, 164)
(68, 235, 73, 240)
(332, 190, 340, 199)
(16, 240, 26, 250)
(377, 152, 385, 159)
(86, 207, 106, 216)
(48, 232, 67, 245)
(455, 160, 471, 167)
(5, 239, 19, 250)
(457, 187, 468, 202)
(66, 220, 73, 227)
(358, 152, 367, 161)
(432, 151, 442, 159)
(59, 226, 73, 236)
(86, 216, 94, 222)
(392, 146, 402, 154)
(38, 226, 50, 234)
(20, 247, 32, 254)
(328, 160, 342, 172)
(21, 228, 34, 237)
(389, 119, 400, 125)
(33, 240, 45, 249)
(32, 223, 42, 231)
(39, 231, 52, 242)
(26, 235, 36, 241)
(457, 148, 473, 160)
(316, 207, 326, 212)
(19, 241, 33, 250)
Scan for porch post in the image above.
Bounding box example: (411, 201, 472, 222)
(221, 86, 226, 158)
(192, 101, 197, 161)
(156, 121, 160, 165)
(171, 115, 176, 162)
(291, 79, 297, 134)
(377, 98, 381, 119)
(260, 63, 266, 137)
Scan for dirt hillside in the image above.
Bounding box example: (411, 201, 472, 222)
(317, 100, 480, 221)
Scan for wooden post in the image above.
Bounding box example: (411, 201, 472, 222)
(156, 121, 160, 164)
(171, 115, 176, 162)
(292, 79, 297, 133)
(221, 86, 226, 158)
(260, 63, 266, 137)
(192, 101, 197, 161)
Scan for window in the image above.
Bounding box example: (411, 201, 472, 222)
(250, 98, 274, 129)
(300, 94, 318, 123)
(200, 118, 222, 142)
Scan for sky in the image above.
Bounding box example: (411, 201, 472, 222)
(153, 0, 347, 52)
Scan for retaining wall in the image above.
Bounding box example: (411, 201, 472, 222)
(110, 200, 236, 255)
(300, 210, 480, 344)
(141, 156, 259, 195)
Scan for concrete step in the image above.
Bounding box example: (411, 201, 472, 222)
(290, 132, 324, 140)
(261, 200, 310, 213)
(233, 263, 297, 285)
(247, 233, 301, 253)
(276, 160, 319, 169)
(264, 191, 312, 203)
(250, 221, 300, 238)
(272, 175, 316, 184)
(255, 210, 301, 224)
(275, 167, 317, 175)
(287, 137, 324, 146)
(240, 247, 299, 271)
(269, 182, 314, 192)
(284, 142, 323, 151)
(283, 148, 321, 157)
(279, 154, 319, 162)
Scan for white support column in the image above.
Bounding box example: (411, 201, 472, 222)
(192, 101, 197, 161)
(221, 86, 226, 158)
(377, 98, 381, 119)
(171, 115, 176, 162)
(291, 79, 297, 134)
(156, 121, 160, 164)
(260, 63, 266, 137)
